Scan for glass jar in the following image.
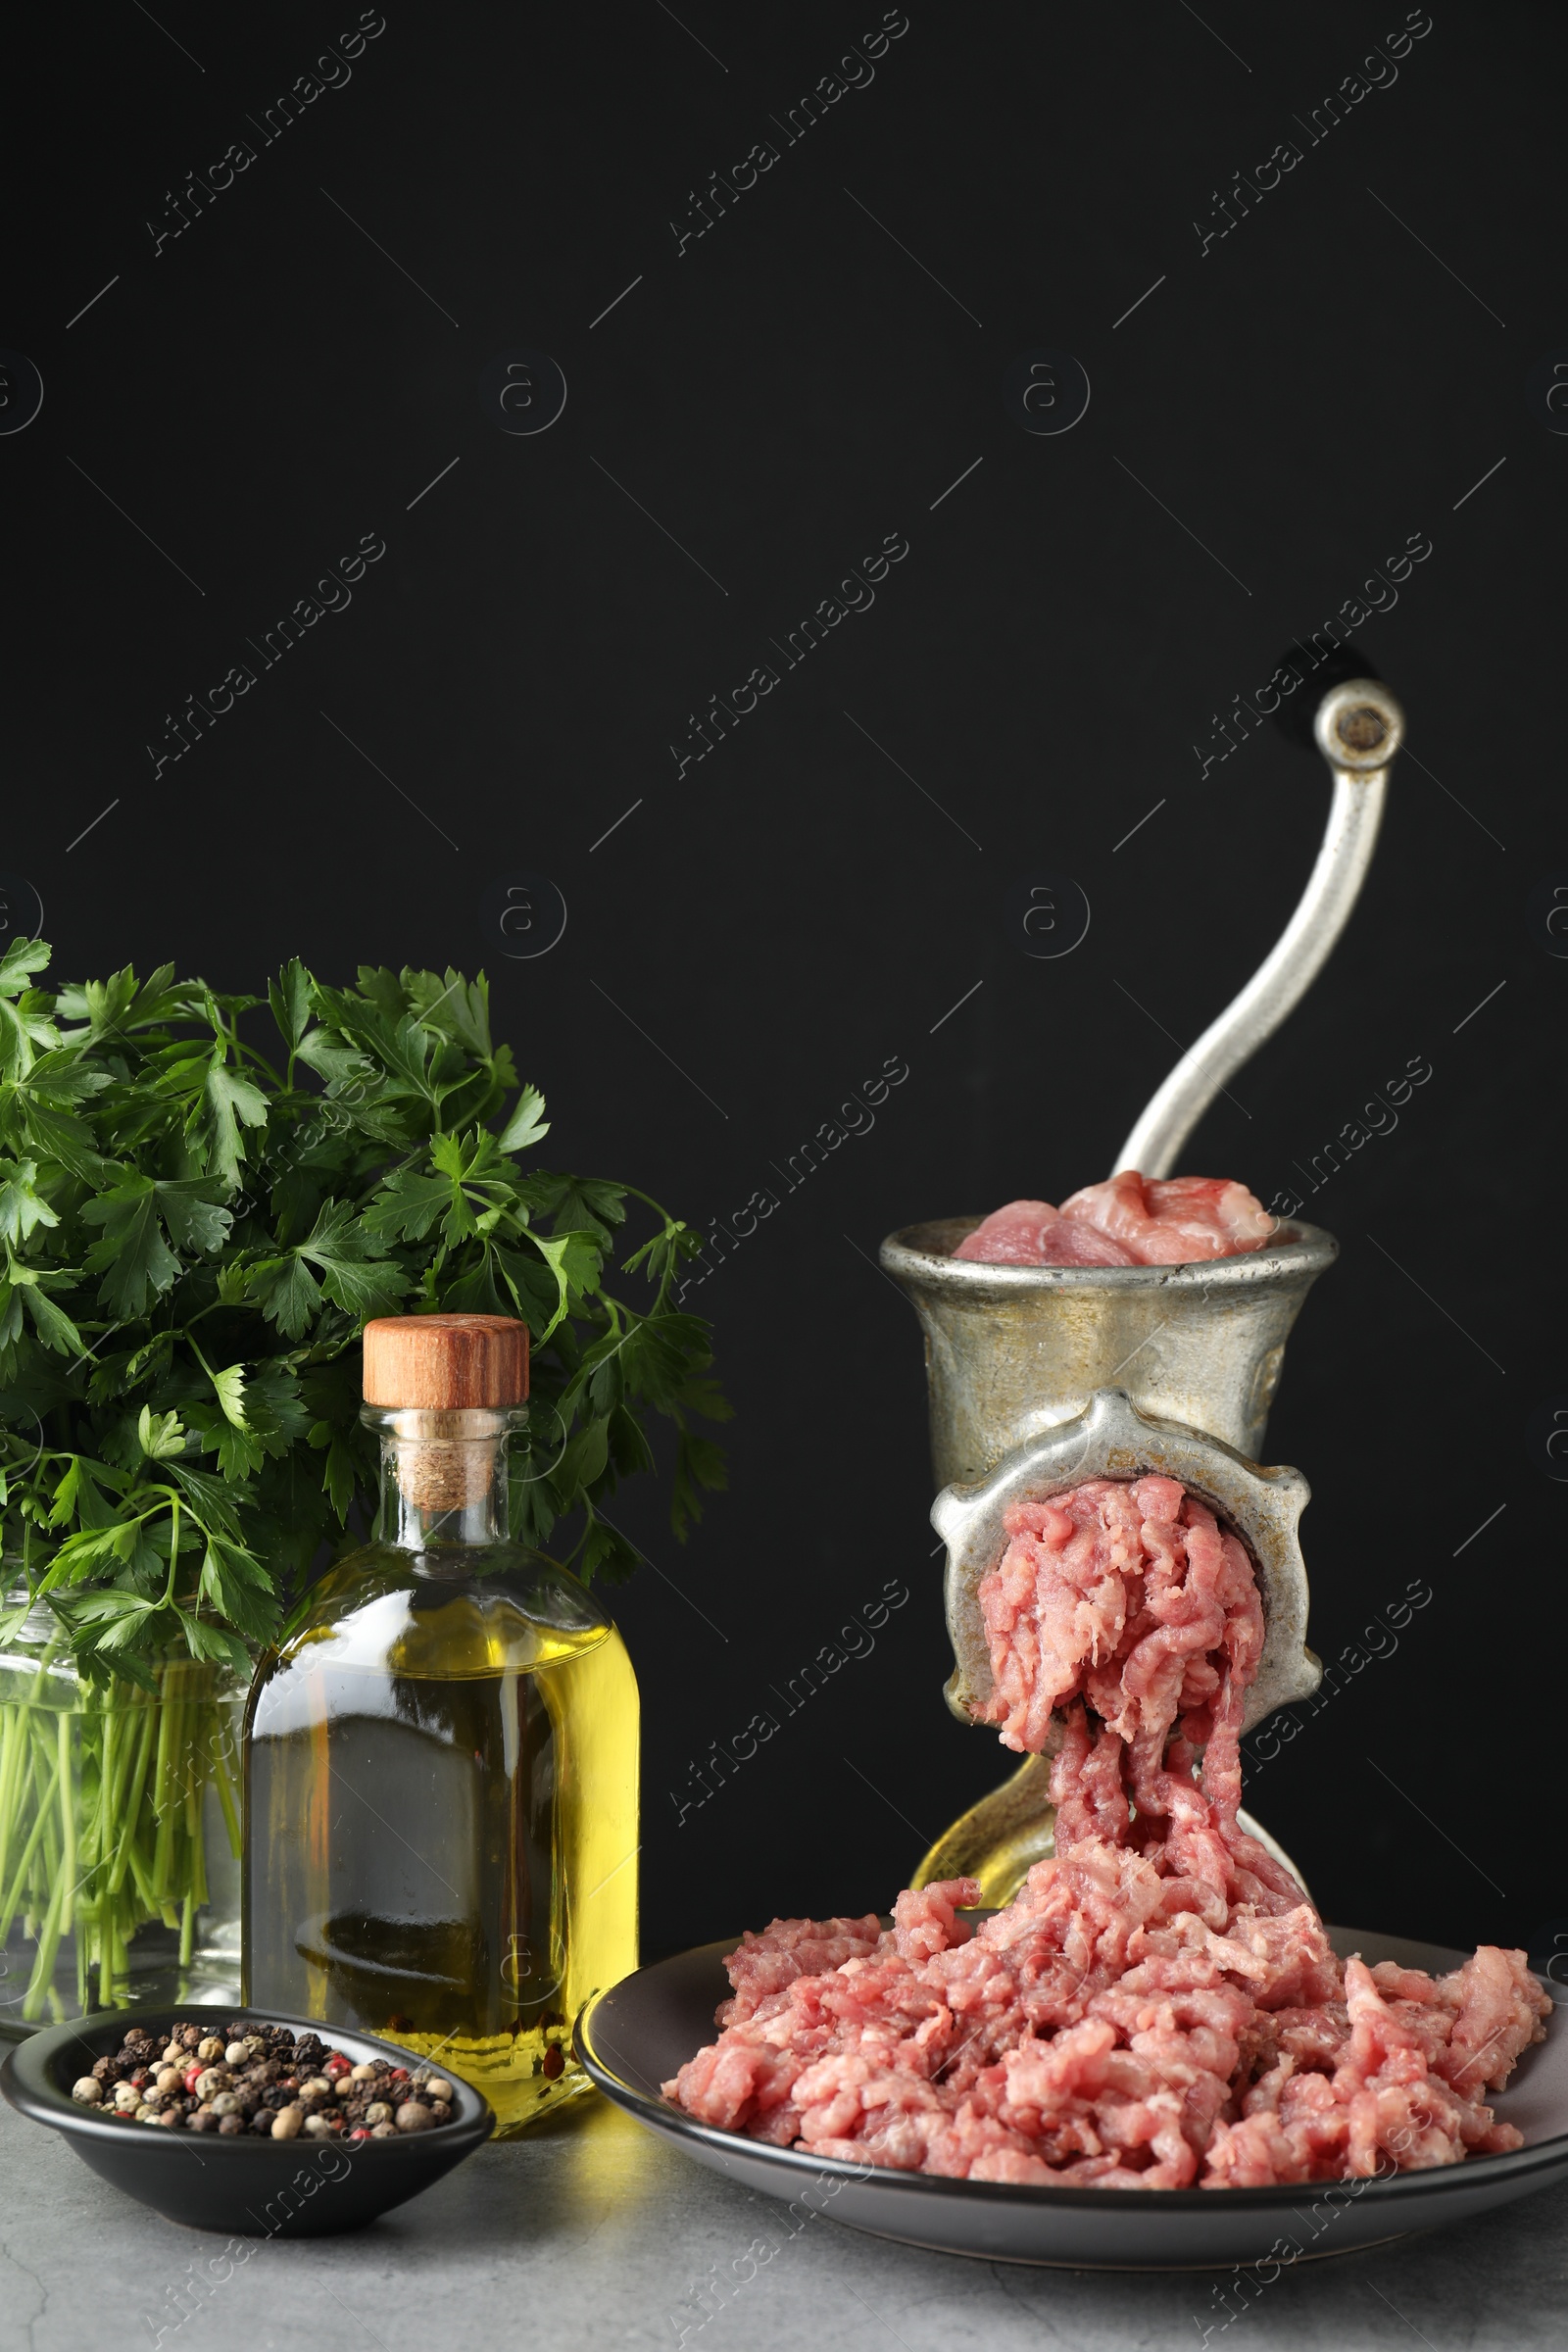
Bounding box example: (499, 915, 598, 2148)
(242, 1388, 639, 2137)
(0, 1589, 244, 2034)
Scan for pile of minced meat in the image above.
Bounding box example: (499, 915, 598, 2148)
(666, 1472, 1548, 2187)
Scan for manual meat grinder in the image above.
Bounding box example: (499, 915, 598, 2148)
(880, 668, 1405, 1902)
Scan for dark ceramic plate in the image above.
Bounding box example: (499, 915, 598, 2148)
(1, 2004, 493, 2236)
(576, 1927, 1568, 2270)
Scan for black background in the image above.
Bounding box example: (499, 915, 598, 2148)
(5, 0, 1562, 1967)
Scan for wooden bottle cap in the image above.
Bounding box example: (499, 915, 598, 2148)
(362, 1314, 529, 1408)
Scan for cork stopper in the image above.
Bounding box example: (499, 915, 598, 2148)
(362, 1314, 528, 1408)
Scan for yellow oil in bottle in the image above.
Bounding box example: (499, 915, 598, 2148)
(243, 1553, 639, 2135)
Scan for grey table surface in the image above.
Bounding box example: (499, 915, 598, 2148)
(1, 2087, 1563, 2352)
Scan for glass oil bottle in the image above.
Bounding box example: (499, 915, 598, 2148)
(242, 1313, 638, 2133)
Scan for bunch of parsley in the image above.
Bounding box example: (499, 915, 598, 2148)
(0, 939, 727, 1684)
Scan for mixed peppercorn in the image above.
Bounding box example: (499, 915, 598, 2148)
(69, 2021, 458, 2140)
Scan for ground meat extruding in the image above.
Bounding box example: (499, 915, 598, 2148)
(664, 1475, 1548, 2188)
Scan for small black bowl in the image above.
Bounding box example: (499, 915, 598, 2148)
(1, 2004, 493, 2236)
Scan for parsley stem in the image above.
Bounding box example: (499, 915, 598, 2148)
(211, 1708, 241, 1859)
(233, 1037, 284, 1088)
(159, 1494, 182, 1611)
(22, 1860, 68, 2015)
(0, 1740, 60, 1942)
(107, 1695, 156, 1894)
(56, 1708, 74, 1938)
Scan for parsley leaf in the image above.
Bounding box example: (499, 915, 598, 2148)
(0, 1158, 59, 1246)
(80, 1176, 230, 1316)
(268, 956, 313, 1054)
(251, 1199, 411, 1337)
(0, 938, 51, 997)
(81, 1178, 181, 1315)
(496, 1085, 550, 1153)
(204, 1054, 269, 1186)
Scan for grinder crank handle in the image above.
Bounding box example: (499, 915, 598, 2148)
(1113, 664, 1405, 1183)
